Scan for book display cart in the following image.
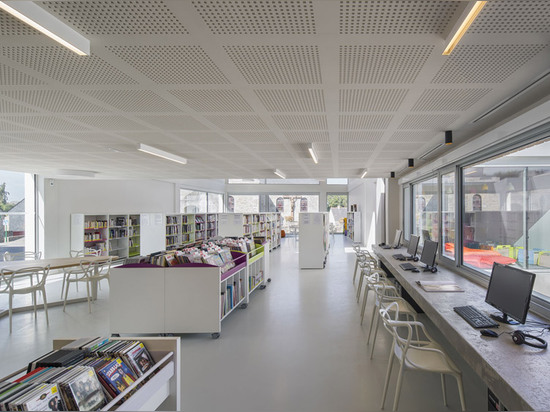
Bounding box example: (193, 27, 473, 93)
(110, 245, 268, 338)
(346, 211, 361, 243)
(0, 337, 181, 411)
(299, 212, 330, 269)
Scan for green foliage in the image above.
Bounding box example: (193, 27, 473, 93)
(327, 195, 347, 209)
(0, 182, 15, 212)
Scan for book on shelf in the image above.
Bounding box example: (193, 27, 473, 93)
(415, 280, 464, 292)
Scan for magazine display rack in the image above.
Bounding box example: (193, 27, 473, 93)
(110, 249, 267, 338)
(0, 337, 181, 411)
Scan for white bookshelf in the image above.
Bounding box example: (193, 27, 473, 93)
(165, 214, 180, 249)
(299, 212, 329, 269)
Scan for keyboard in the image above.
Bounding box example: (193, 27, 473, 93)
(393, 253, 406, 260)
(382, 245, 393, 249)
(453, 305, 499, 329)
(399, 262, 416, 271)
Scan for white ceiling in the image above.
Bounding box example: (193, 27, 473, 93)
(0, 0, 549, 181)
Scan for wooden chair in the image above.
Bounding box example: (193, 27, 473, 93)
(0, 265, 50, 333)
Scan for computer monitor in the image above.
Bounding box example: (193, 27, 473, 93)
(485, 263, 536, 325)
(419, 239, 438, 272)
(391, 229, 402, 248)
(406, 235, 420, 259)
(422, 229, 431, 242)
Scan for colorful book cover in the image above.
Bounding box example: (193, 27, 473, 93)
(67, 368, 107, 411)
(126, 343, 155, 377)
(24, 384, 65, 411)
(97, 358, 136, 396)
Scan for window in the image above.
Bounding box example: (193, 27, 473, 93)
(413, 177, 438, 245)
(207, 193, 224, 213)
(268, 194, 319, 228)
(0, 170, 34, 258)
(403, 186, 411, 241)
(441, 172, 455, 260)
(180, 189, 207, 213)
(228, 195, 259, 213)
(326, 194, 348, 233)
(326, 178, 348, 185)
(462, 138, 550, 300)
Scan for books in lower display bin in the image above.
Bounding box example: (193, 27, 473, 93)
(416, 280, 464, 292)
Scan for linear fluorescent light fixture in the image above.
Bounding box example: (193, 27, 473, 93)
(0, 1, 90, 55)
(360, 169, 368, 179)
(308, 143, 319, 164)
(274, 169, 286, 179)
(138, 144, 187, 165)
(443, 1, 486, 56)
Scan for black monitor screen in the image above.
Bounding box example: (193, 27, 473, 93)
(485, 263, 536, 325)
(392, 229, 402, 248)
(419, 239, 438, 267)
(422, 229, 431, 241)
(407, 235, 420, 257)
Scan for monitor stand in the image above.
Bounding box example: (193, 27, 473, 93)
(490, 313, 519, 325)
(422, 264, 438, 273)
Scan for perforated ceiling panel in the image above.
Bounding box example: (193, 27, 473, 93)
(339, 131, 384, 143)
(339, 0, 459, 35)
(169, 90, 252, 112)
(0, 90, 103, 113)
(1, 47, 137, 85)
(41, 1, 189, 35)
(0, 64, 44, 86)
(255, 89, 325, 112)
(225, 46, 322, 84)
(82, 90, 180, 112)
(0, 0, 549, 179)
(340, 45, 433, 84)
(205, 115, 268, 130)
(193, 0, 315, 34)
(412, 88, 492, 111)
(339, 115, 393, 130)
(108, 45, 229, 84)
(283, 131, 330, 143)
(432, 44, 547, 84)
(340, 89, 408, 112)
(469, 0, 550, 34)
(273, 115, 328, 130)
(399, 114, 460, 129)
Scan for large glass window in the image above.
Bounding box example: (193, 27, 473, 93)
(441, 172, 456, 260)
(0, 170, 33, 258)
(326, 194, 348, 233)
(207, 193, 224, 213)
(413, 177, 439, 245)
(228, 195, 259, 213)
(403, 186, 411, 241)
(462, 139, 550, 299)
(180, 189, 207, 213)
(268, 194, 320, 230)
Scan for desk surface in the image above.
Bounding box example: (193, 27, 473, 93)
(373, 245, 550, 411)
(0, 256, 115, 273)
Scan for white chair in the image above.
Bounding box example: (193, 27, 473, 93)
(0, 265, 50, 333)
(359, 267, 392, 324)
(3, 251, 41, 261)
(356, 252, 380, 302)
(63, 257, 112, 313)
(368, 283, 417, 359)
(379, 302, 466, 411)
(61, 249, 100, 298)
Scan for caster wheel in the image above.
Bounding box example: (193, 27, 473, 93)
(267, 278, 272, 282)
(240, 303, 248, 309)
(260, 285, 267, 290)
(211, 333, 220, 339)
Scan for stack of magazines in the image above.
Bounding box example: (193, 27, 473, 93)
(0, 338, 156, 411)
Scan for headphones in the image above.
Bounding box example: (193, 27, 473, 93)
(512, 330, 548, 349)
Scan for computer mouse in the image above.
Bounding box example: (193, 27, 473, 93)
(411, 268, 420, 273)
(480, 329, 499, 338)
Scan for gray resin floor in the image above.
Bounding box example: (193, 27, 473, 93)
(0, 235, 487, 411)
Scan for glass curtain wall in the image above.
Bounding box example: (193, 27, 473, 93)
(0, 170, 32, 259)
(441, 172, 456, 260)
(413, 177, 439, 246)
(462, 138, 550, 299)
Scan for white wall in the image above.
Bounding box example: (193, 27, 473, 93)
(348, 178, 384, 249)
(42, 179, 177, 258)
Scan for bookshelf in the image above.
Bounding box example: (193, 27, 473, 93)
(194, 213, 206, 242)
(128, 214, 140, 257)
(181, 214, 195, 244)
(109, 214, 129, 259)
(299, 212, 329, 269)
(347, 211, 361, 243)
(165, 214, 180, 249)
(206, 213, 217, 239)
(71, 214, 109, 256)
